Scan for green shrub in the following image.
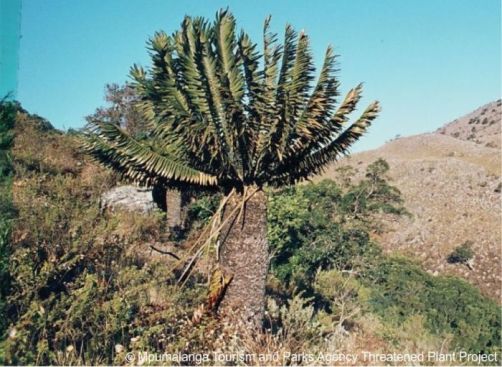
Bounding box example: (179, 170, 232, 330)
(267, 160, 404, 296)
(447, 241, 475, 264)
(340, 159, 408, 221)
(314, 269, 371, 330)
(365, 257, 501, 353)
(267, 179, 381, 297)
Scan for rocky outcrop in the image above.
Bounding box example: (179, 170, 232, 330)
(100, 185, 159, 214)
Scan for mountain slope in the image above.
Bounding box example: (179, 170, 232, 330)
(321, 100, 502, 302)
(437, 99, 501, 148)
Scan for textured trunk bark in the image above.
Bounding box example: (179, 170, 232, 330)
(218, 187, 269, 326)
(165, 188, 183, 230)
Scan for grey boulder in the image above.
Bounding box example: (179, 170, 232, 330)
(100, 185, 159, 214)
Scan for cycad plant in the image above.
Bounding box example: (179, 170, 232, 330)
(85, 9, 379, 325)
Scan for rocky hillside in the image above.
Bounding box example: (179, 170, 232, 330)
(321, 100, 501, 302)
(437, 99, 501, 148)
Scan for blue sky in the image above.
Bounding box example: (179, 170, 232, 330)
(1, 0, 21, 99)
(5, 0, 502, 150)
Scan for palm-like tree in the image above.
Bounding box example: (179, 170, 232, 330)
(84, 10, 379, 325)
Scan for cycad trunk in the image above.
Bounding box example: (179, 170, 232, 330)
(166, 188, 183, 230)
(218, 187, 269, 326)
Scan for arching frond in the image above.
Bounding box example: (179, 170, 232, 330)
(214, 9, 245, 106)
(85, 122, 217, 186)
(269, 101, 380, 185)
(86, 10, 379, 191)
(292, 46, 339, 144)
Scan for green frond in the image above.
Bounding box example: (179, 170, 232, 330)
(286, 82, 363, 163)
(213, 10, 250, 180)
(276, 31, 315, 159)
(270, 101, 380, 185)
(214, 9, 245, 104)
(85, 122, 218, 186)
(265, 24, 298, 161)
(277, 24, 298, 88)
(175, 22, 211, 117)
(84, 133, 154, 186)
(292, 46, 338, 143)
(86, 10, 379, 190)
(318, 100, 380, 161)
(262, 15, 282, 97)
(237, 31, 263, 116)
(149, 31, 170, 53)
(250, 16, 283, 176)
(200, 39, 241, 178)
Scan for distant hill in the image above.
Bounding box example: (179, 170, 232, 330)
(437, 99, 501, 148)
(321, 100, 502, 302)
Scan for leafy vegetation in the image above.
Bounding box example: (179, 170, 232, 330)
(267, 159, 406, 297)
(2, 109, 206, 365)
(1, 104, 500, 365)
(267, 161, 501, 354)
(367, 257, 500, 354)
(84, 10, 380, 191)
(0, 100, 17, 343)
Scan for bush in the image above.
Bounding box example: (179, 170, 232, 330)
(314, 269, 371, 331)
(267, 160, 405, 296)
(447, 241, 475, 264)
(267, 179, 381, 297)
(365, 257, 501, 353)
(185, 191, 222, 229)
(338, 159, 409, 224)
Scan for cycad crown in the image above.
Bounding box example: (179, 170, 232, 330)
(85, 10, 380, 192)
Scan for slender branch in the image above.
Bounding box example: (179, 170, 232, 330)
(149, 245, 181, 260)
